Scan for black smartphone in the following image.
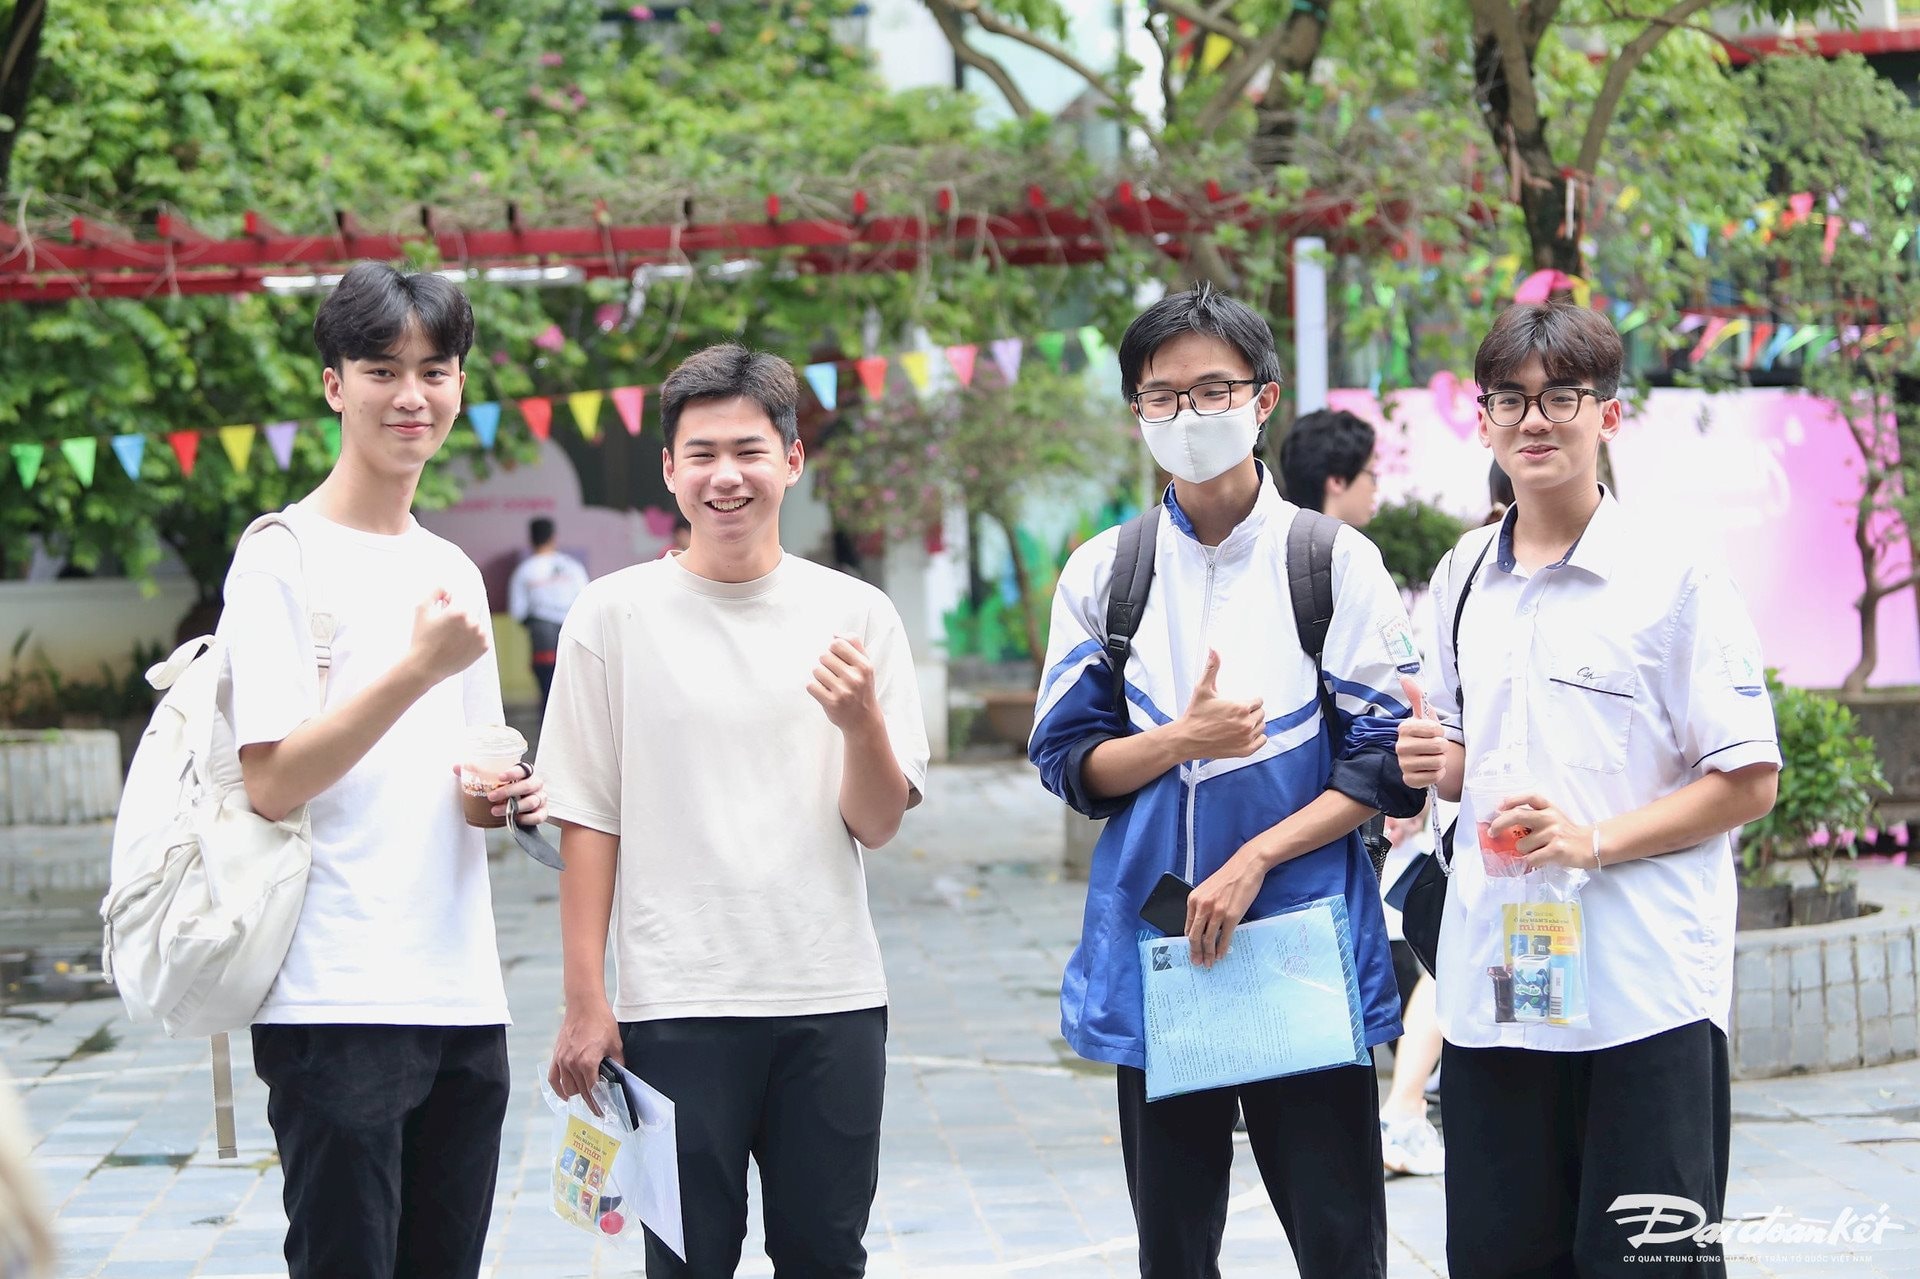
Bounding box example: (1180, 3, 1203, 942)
(1139, 872, 1192, 936)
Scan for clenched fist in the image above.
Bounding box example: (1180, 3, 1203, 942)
(409, 590, 490, 684)
(808, 635, 881, 733)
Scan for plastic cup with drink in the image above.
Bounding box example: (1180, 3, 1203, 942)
(1465, 743, 1533, 879)
(459, 725, 529, 829)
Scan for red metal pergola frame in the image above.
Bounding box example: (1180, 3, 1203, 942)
(0, 185, 1450, 304)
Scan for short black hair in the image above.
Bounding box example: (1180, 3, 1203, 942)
(659, 343, 799, 452)
(1474, 303, 1624, 400)
(529, 517, 555, 547)
(312, 262, 475, 372)
(1116, 281, 1283, 401)
(1279, 409, 1375, 511)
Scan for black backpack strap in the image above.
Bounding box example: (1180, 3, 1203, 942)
(1286, 508, 1343, 726)
(1449, 528, 1498, 709)
(1104, 506, 1161, 720)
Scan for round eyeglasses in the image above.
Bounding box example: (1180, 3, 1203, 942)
(1129, 379, 1261, 424)
(1477, 388, 1607, 427)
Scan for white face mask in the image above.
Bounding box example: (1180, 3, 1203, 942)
(1141, 397, 1262, 484)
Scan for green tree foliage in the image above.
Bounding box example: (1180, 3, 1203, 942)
(1366, 497, 1470, 591)
(1721, 53, 1920, 692)
(1740, 670, 1887, 889)
(0, 0, 1103, 606)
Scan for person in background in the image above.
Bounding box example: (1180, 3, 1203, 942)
(1376, 803, 1445, 1177)
(508, 517, 589, 712)
(1279, 408, 1378, 528)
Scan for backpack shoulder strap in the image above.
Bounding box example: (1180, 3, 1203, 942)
(237, 510, 335, 699)
(1286, 508, 1342, 666)
(1445, 525, 1500, 709)
(1103, 506, 1161, 720)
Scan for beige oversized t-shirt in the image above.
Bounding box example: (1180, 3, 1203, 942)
(536, 552, 930, 1021)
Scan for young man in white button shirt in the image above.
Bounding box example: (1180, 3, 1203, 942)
(1398, 303, 1780, 1278)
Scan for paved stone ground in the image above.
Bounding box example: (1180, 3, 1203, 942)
(7, 761, 1920, 1277)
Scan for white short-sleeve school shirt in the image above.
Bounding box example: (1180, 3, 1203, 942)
(1427, 491, 1780, 1051)
(535, 553, 931, 1023)
(217, 504, 510, 1026)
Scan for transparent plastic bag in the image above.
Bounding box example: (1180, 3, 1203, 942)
(1494, 866, 1591, 1029)
(540, 1067, 644, 1245)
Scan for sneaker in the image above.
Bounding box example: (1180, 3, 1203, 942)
(1381, 1114, 1445, 1177)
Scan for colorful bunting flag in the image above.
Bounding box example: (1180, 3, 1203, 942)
(1778, 326, 1828, 362)
(945, 345, 978, 387)
(1689, 317, 1741, 364)
(612, 386, 645, 435)
(1744, 323, 1774, 370)
(11, 442, 44, 489)
(990, 337, 1023, 385)
(519, 397, 553, 442)
(265, 421, 300, 470)
(1823, 215, 1843, 263)
(1035, 331, 1068, 371)
(855, 356, 889, 400)
(1077, 326, 1109, 365)
(1676, 313, 1707, 336)
(803, 363, 838, 411)
(111, 434, 145, 480)
(1757, 324, 1795, 371)
(60, 437, 97, 488)
(168, 430, 201, 477)
(219, 425, 256, 474)
(468, 402, 501, 449)
(898, 351, 932, 399)
(568, 390, 604, 442)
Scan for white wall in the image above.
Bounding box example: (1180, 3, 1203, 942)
(867, 0, 956, 91)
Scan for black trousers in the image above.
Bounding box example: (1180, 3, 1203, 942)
(1116, 1062, 1387, 1279)
(620, 1006, 887, 1279)
(251, 1023, 510, 1279)
(1441, 1020, 1731, 1279)
(527, 617, 563, 708)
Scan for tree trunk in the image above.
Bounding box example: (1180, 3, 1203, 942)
(1843, 473, 1886, 695)
(1246, 2, 1337, 171)
(1471, 29, 1583, 276)
(0, 1, 48, 192)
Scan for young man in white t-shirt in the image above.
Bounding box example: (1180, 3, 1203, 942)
(507, 515, 590, 710)
(1398, 303, 1779, 1277)
(539, 343, 929, 1277)
(218, 262, 547, 1279)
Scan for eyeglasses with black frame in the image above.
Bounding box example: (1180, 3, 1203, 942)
(1129, 379, 1262, 424)
(1477, 387, 1608, 427)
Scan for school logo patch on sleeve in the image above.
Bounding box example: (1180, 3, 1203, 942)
(1380, 620, 1423, 675)
(1722, 643, 1765, 697)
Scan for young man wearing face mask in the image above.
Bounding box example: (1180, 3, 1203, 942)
(1029, 284, 1425, 1279)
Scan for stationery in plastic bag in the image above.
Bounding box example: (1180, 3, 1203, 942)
(1488, 866, 1591, 1029)
(541, 1062, 645, 1245)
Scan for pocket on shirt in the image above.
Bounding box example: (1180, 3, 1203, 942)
(1544, 658, 1635, 773)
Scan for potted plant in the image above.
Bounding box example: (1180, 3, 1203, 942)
(1739, 671, 1889, 928)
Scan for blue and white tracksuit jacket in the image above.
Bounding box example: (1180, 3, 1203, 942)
(1029, 474, 1426, 1071)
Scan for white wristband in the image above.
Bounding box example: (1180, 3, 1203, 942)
(1591, 827, 1605, 872)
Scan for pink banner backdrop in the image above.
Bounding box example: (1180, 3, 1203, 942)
(1329, 384, 1920, 689)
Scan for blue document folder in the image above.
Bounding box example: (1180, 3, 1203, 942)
(1140, 895, 1369, 1100)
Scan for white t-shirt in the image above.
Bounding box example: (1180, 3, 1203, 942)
(217, 503, 511, 1026)
(536, 553, 931, 1023)
(509, 550, 591, 626)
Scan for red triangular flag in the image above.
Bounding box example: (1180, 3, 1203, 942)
(945, 344, 978, 387)
(855, 356, 889, 400)
(612, 386, 646, 436)
(519, 397, 553, 441)
(168, 430, 201, 477)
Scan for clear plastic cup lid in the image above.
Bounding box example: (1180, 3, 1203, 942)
(463, 724, 527, 760)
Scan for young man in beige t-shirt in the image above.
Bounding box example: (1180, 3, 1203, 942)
(538, 344, 929, 1277)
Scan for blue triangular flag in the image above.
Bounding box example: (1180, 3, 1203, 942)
(1688, 222, 1710, 258)
(468, 401, 501, 449)
(110, 433, 145, 480)
(804, 363, 838, 412)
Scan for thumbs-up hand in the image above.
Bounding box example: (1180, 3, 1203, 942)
(1174, 649, 1265, 762)
(1396, 673, 1447, 788)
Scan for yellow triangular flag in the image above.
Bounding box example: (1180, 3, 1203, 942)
(219, 425, 256, 474)
(1200, 34, 1231, 73)
(899, 351, 932, 399)
(568, 390, 604, 442)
